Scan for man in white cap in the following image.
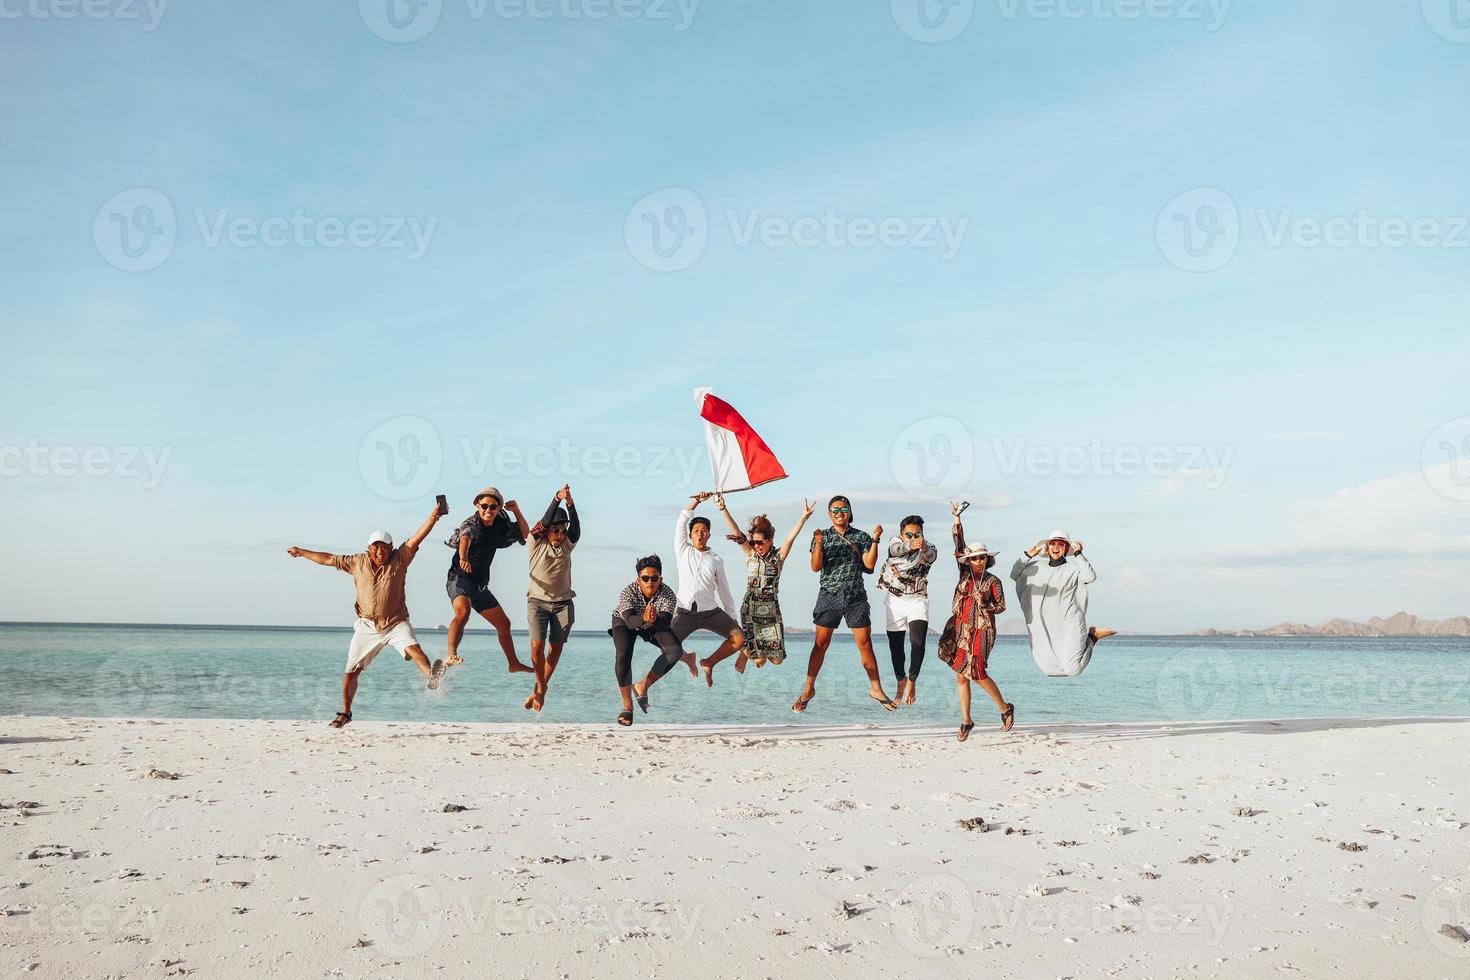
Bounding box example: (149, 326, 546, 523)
(287, 502, 447, 728)
(1009, 531, 1117, 678)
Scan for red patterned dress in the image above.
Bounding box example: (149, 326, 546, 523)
(937, 522, 1006, 681)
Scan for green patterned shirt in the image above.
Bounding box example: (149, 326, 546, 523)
(810, 527, 875, 599)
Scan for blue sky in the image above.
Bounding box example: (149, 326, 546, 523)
(2, 0, 1468, 632)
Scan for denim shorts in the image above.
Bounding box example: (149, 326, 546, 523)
(447, 572, 499, 613)
(812, 590, 872, 630)
(527, 598, 575, 646)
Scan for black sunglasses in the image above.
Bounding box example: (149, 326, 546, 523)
(639, 574, 661, 582)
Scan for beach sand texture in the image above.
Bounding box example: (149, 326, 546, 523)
(3, 715, 1469, 978)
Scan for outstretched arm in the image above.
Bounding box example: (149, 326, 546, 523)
(779, 498, 816, 562)
(402, 504, 444, 559)
(863, 526, 883, 572)
(287, 547, 337, 568)
(561, 486, 581, 544)
(714, 494, 750, 556)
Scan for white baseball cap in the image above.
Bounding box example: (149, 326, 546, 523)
(367, 530, 393, 547)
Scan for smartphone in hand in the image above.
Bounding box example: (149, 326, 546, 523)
(436, 494, 449, 517)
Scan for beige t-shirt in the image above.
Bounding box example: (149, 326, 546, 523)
(526, 535, 576, 603)
(331, 547, 414, 630)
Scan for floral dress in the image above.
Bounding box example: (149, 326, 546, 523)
(740, 550, 786, 663)
(937, 521, 1006, 681)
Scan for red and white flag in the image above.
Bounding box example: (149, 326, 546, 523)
(694, 387, 788, 493)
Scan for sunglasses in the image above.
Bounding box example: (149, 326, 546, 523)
(478, 502, 500, 512)
(903, 531, 924, 540)
(750, 537, 770, 545)
(639, 574, 661, 582)
(830, 506, 852, 515)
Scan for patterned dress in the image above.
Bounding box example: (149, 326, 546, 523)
(740, 550, 786, 663)
(937, 522, 1006, 681)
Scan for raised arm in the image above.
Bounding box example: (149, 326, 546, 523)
(713, 494, 749, 556)
(562, 486, 580, 544)
(401, 503, 445, 559)
(286, 547, 337, 568)
(779, 498, 816, 562)
(507, 500, 531, 541)
(863, 525, 883, 572)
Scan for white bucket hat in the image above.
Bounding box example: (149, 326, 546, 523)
(1046, 529, 1070, 543)
(958, 542, 998, 561)
(367, 530, 393, 547)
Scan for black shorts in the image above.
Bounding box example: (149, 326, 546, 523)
(812, 590, 871, 630)
(447, 573, 499, 613)
(671, 607, 743, 643)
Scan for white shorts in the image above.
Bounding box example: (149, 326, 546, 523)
(883, 594, 930, 632)
(346, 618, 421, 672)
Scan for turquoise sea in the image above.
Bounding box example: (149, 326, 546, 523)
(1, 623, 1466, 726)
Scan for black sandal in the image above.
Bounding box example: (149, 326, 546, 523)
(792, 692, 814, 713)
(957, 721, 975, 742)
(1000, 703, 1015, 733)
(329, 712, 352, 729)
(869, 693, 898, 712)
(617, 710, 634, 727)
(635, 690, 649, 714)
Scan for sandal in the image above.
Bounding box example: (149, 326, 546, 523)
(635, 689, 649, 714)
(617, 710, 634, 727)
(427, 660, 447, 690)
(957, 721, 974, 743)
(869, 693, 898, 713)
(329, 712, 352, 729)
(1000, 703, 1015, 733)
(792, 692, 814, 713)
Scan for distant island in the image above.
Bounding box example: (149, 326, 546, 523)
(1195, 611, 1470, 638)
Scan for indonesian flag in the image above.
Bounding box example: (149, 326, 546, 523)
(695, 387, 788, 493)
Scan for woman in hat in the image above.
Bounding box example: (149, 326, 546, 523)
(610, 554, 695, 726)
(444, 487, 535, 675)
(1010, 531, 1117, 678)
(937, 501, 1014, 740)
(877, 514, 939, 706)
(712, 495, 817, 671)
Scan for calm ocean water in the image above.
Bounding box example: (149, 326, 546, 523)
(1, 623, 1467, 725)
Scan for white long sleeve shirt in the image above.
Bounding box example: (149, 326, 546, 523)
(674, 509, 737, 616)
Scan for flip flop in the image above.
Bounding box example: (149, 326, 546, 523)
(792, 692, 814, 713)
(427, 660, 447, 690)
(635, 690, 649, 714)
(1000, 703, 1015, 733)
(957, 721, 974, 743)
(617, 710, 634, 727)
(869, 693, 898, 713)
(329, 712, 352, 729)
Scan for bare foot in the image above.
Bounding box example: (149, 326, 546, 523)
(754, 658, 766, 669)
(523, 693, 537, 711)
(1090, 627, 1118, 644)
(507, 660, 535, 675)
(903, 680, 917, 706)
(532, 694, 545, 713)
(734, 654, 748, 675)
(682, 653, 698, 678)
(699, 658, 715, 688)
(445, 654, 464, 667)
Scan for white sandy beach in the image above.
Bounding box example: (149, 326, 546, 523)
(3, 715, 1469, 978)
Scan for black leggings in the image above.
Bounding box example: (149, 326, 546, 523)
(888, 621, 928, 684)
(611, 623, 685, 688)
